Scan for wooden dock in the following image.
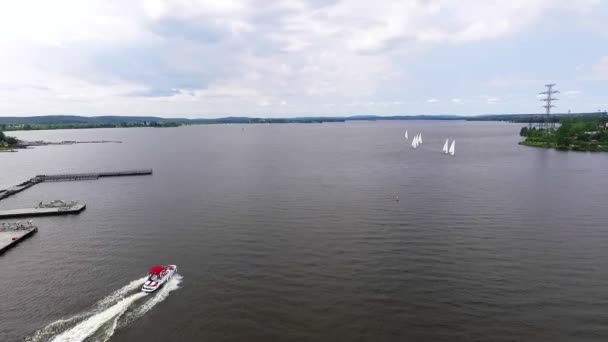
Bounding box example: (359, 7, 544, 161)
(0, 179, 40, 201)
(0, 227, 38, 254)
(35, 169, 153, 182)
(0, 203, 86, 218)
(0, 169, 152, 202)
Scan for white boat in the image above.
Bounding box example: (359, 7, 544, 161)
(419, 133, 423, 144)
(448, 140, 455, 156)
(442, 139, 449, 154)
(141, 265, 177, 293)
(404, 130, 408, 139)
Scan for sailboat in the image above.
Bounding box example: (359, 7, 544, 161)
(411, 136, 417, 149)
(442, 139, 449, 154)
(405, 130, 408, 139)
(419, 133, 423, 144)
(448, 140, 455, 156)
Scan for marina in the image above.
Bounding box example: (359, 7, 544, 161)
(0, 221, 38, 254)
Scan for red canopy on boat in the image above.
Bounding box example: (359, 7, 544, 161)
(149, 265, 164, 274)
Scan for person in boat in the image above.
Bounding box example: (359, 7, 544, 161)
(149, 265, 164, 281)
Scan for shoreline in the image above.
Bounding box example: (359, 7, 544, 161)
(519, 140, 608, 152)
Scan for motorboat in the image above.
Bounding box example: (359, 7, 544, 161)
(141, 265, 177, 293)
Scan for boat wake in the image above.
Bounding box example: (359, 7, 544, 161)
(26, 274, 182, 342)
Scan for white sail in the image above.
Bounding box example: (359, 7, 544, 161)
(442, 139, 449, 154)
(419, 133, 423, 144)
(411, 136, 417, 148)
(405, 130, 408, 139)
(448, 140, 455, 156)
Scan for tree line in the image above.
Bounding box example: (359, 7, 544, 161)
(520, 115, 608, 151)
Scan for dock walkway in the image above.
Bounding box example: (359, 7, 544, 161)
(0, 203, 86, 218)
(0, 227, 38, 254)
(0, 169, 152, 201)
(35, 169, 152, 182)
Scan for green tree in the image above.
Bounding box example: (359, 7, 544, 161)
(5, 136, 17, 145)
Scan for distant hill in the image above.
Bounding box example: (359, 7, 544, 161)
(0, 114, 470, 125)
(1, 112, 606, 127)
(466, 112, 608, 122)
(0, 115, 190, 125)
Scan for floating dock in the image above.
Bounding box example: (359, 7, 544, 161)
(0, 227, 38, 254)
(0, 203, 86, 218)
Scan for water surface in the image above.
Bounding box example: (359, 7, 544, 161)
(1, 121, 608, 341)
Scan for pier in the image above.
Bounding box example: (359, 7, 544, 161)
(0, 169, 152, 201)
(0, 203, 86, 219)
(0, 223, 38, 254)
(0, 179, 40, 200)
(35, 169, 153, 182)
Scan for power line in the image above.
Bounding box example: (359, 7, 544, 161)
(539, 83, 559, 130)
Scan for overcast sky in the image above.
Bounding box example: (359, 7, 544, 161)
(0, 0, 607, 118)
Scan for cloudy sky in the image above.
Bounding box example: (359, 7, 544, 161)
(0, 0, 607, 118)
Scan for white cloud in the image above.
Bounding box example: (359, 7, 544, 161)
(486, 96, 501, 104)
(564, 90, 581, 96)
(0, 0, 604, 117)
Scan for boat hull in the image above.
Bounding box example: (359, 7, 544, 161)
(141, 265, 177, 293)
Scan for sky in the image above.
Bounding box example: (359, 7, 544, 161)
(0, 0, 607, 118)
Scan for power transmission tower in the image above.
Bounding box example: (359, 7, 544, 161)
(539, 83, 559, 130)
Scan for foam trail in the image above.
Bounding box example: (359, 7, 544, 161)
(50, 292, 147, 342)
(26, 278, 147, 342)
(122, 274, 183, 326)
(28, 275, 182, 342)
(26, 313, 89, 342)
(94, 277, 147, 310)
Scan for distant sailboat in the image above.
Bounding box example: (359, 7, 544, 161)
(411, 136, 417, 149)
(405, 130, 408, 139)
(448, 140, 455, 156)
(442, 139, 449, 154)
(419, 133, 423, 144)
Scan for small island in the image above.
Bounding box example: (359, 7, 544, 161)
(520, 115, 608, 152)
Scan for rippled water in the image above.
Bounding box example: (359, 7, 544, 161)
(2, 121, 608, 341)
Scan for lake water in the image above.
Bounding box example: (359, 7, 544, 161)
(1, 121, 608, 341)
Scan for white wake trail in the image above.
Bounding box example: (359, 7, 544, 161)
(93, 277, 147, 310)
(121, 274, 183, 326)
(50, 292, 147, 342)
(26, 277, 147, 342)
(28, 275, 182, 342)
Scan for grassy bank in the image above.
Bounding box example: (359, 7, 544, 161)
(519, 114, 608, 152)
